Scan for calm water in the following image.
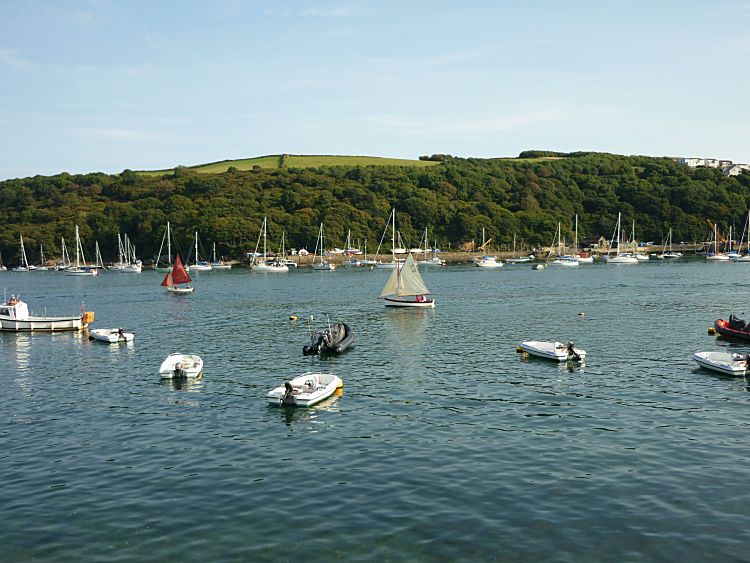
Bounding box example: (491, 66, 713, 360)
(2, 261, 750, 562)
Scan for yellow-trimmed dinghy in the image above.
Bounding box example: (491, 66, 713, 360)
(267, 372, 342, 407)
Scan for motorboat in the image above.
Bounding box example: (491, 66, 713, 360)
(714, 315, 750, 341)
(303, 322, 354, 355)
(692, 351, 749, 375)
(475, 255, 503, 268)
(267, 372, 343, 407)
(89, 327, 134, 343)
(159, 353, 204, 379)
(0, 294, 93, 332)
(519, 340, 586, 362)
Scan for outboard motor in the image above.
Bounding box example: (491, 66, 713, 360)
(173, 362, 187, 378)
(281, 381, 296, 406)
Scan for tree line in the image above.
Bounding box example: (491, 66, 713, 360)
(1, 152, 749, 265)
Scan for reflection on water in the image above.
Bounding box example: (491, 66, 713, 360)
(275, 393, 342, 429)
(160, 373, 205, 392)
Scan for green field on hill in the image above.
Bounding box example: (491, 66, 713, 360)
(139, 154, 440, 175)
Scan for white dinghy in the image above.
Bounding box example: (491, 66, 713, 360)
(159, 353, 204, 379)
(267, 372, 343, 407)
(89, 327, 134, 343)
(519, 340, 586, 362)
(692, 351, 749, 376)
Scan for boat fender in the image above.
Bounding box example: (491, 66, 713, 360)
(516, 347, 524, 353)
(336, 379, 344, 389)
(707, 327, 717, 335)
(289, 315, 298, 321)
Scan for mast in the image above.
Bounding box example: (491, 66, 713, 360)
(391, 208, 396, 262)
(19, 235, 27, 268)
(75, 225, 81, 268)
(574, 215, 579, 255)
(195, 231, 199, 265)
(167, 222, 172, 264)
(263, 217, 268, 260)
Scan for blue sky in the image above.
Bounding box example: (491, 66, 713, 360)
(1, 0, 749, 179)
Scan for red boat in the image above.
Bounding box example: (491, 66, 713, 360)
(714, 316, 750, 340)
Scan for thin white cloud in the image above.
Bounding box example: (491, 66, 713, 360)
(0, 48, 33, 69)
(361, 107, 606, 136)
(370, 46, 502, 70)
(75, 127, 149, 141)
(264, 5, 360, 18)
(70, 10, 97, 25)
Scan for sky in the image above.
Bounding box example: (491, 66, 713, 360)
(1, 0, 750, 180)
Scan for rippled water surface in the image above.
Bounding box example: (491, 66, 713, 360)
(2, 261, 750, 561)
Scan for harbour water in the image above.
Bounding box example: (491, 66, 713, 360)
(2, 261, 750, 561)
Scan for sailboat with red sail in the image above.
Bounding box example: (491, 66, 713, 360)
(161, 254, 194, 294)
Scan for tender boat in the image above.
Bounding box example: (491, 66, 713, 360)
(714, 315, 750, 341)
(692, 351, 749, 375)
(267, 372, 343, 407)
(0, 294, 93, 332)
(89, 327, 134, 343)
(519, 340, 586, 362)
(159, 353, 204, 379)
(303, 322, 355, 355)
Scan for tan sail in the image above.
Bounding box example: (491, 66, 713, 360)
(379, 253, 430, 298)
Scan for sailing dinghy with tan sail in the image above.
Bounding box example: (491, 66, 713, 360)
(378, 252, 435, 308)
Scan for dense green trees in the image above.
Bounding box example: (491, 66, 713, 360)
(1, 153, 749, 266)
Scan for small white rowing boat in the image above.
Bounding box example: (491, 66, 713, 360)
(159, 353, 204, 379)
(519, 340, 586, 362)
(89, 327, 134, 343)
(692, 351, 748, 376)
(267, 372, 343, 407)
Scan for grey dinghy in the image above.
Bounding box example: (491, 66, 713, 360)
(303, 322, 354, 355)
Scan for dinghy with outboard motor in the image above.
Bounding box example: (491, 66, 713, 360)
(692, 351, 749, 375)
(714, 315, 750, 341)
(518, 340, 586, 362)
(267, 372, 343, 407)
(159, 353, 203, 379)
(89, 327, 134, 343)
(303, 321, 354, 355)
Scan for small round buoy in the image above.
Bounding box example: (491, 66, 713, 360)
(578, 312, 584, 317)
(516, 346, 524, 353)
(708, 327, 717, 335)
(289, 315, 298, 321)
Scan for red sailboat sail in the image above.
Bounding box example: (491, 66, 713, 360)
(162, 255, 191, 287)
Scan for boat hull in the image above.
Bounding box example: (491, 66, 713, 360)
(166, 286, 194, 294)
(384, 297, 435, 308)
(159, 353, 203, 378)
(520, 341, 586, 361)
(0, 315, 84, 332)
(267, 372, 342, 407)
(692, 351, 747, 375)
(89, 328, 134, 343)
(714, 318, 750, 341)
(303, 323, 355, 355)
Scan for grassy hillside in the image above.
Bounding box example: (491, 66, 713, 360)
(139, 154, 440, 175)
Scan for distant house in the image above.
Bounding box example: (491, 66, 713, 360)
(579, 236, 609, 251)
(677, 157, 705, 167)
(723, 164, 750, 176)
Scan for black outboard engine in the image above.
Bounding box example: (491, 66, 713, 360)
(302, 333, 324, 355)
